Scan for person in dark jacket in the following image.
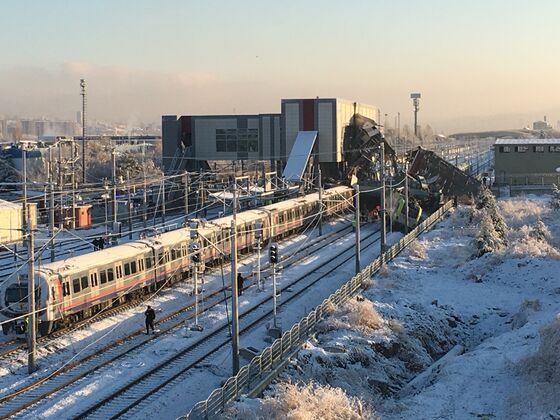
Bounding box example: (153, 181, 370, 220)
(237, 273, 244, 296)
(145, 305, 156, 334)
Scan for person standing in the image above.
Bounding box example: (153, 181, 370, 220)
(145, 305, 156, 334)
(237, 273, 244, 296)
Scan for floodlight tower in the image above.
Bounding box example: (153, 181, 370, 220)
(410, 93, 421, 139)
(80, 79, 87, 182)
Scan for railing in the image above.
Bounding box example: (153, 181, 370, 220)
(187, 200, 455, 419)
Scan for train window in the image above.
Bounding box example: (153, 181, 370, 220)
(63, 282, 70, 297)
(81, 276, 88, 289)
(165, 251, 170, 263)
(131, 261, 137, 274)
(145, 257, 152, 269)
(139, 259, 144, 271)
(124, 263, 131, 276)
(108, 268, 115, 281)
(100, 270, 107, 284)
(158, 252, 164, 265)
(182, 245, 187, 257)
(171, 249, 177, 260)
(116, 266, 122, 279)
(90, 273, 98, 287)
(72, 279, 80, 293)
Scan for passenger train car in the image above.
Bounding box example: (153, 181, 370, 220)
(0, 186, 352, 335)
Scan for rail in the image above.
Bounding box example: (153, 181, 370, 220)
(187, 199, 455, 419)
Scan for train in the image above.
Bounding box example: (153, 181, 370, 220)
(0, 186, 353, 335)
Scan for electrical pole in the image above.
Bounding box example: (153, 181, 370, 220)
(380, 141, 387, 254)
(26, 203, 37, 373)
(112, 148, 117, 224)
(318, 167, 323, 236)
(230, 184, 240, 375)
(255, 220, 262, 291)
(161, 174, 166, 227)
(80, 79, 87, 183)
(354, 184, 361, 274)
(184, 171, 189, 219)
(405, 161, 410, 233)
(142, 142, 148, 230)
(70, 141, 76, 230)
(127, 171, 133, 240)
(48, 146, 55, 262)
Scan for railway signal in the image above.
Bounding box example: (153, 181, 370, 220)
(269, 244, 278, 264)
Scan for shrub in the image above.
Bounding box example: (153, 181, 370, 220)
(519, 316, 560, 385)
(233, 382, 373, 420)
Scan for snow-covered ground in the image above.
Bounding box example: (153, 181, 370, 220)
(1, 217, 401, 418)
(227, 195, 560, 420)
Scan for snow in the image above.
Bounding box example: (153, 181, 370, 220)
(226, 195, 560, 420)
(0, 217, 395, 418)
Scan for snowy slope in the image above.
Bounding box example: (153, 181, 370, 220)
(227, 196, 560, 420)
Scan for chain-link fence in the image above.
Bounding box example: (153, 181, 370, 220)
(187, 200, 454, 419)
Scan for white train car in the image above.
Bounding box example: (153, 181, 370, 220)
(0, 186, 353, 335)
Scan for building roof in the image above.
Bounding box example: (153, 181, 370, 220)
(495, 138, 560, 145)
(0, 199, 21, 209)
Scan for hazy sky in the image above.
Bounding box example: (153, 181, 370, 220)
(1, 0, 559, 132)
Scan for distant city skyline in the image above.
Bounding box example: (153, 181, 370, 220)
(1, 0, 559, 132)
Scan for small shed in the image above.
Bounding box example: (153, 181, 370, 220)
(0, 199, 37, 245)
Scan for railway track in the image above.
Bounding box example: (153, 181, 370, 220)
(76, 229, 381, 420)
(0, 223, 351, 360)
(0, 223, 359, 418)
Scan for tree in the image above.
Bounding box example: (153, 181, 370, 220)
(550, 184, 560, 211)
(475, 213, 504, 257)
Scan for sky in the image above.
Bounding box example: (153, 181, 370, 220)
(1, 0, 560, 132)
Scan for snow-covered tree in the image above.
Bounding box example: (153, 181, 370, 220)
(475, 186, 508, 242)
(475, 214, 504, 257)
(530, 220, 551, 242)
(550, 184, 560, 211)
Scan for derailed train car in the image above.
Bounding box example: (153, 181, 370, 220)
(0, 186, 352, 335)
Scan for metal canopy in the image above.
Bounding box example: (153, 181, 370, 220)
(282, 131, 318, 182)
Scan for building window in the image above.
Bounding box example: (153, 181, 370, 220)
(515, 146, 528, 152)
(550, 146, 560, 152)
(215, 128, 258, 152)
(534, 145, 545, 152)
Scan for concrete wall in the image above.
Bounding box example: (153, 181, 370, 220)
(162, 115, 180, 172)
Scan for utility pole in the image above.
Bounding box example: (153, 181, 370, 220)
(269, 244, 279, 329)
(184, 171, 189, 219)
(161, 174, 166, 227)
(22, 145, 27, 233)
(354, 184, 361, 274)
(70, 141, 76, 229)
(142, 142, 148, 230)
(26, 206, 37, 374)
(255, 220, 262, 291)
(80, 79, 87, 183)
(103, 180, 109, 236)
(48, 147, 55, 262)
(112, 148, 117, 224)
(318, 167, 323, 236)
(127, 171, 133, 240)
(230, 184, 240, 375)
(380, 141, 387, 254)
(405, 161, 410, 233)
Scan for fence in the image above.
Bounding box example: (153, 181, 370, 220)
(187, 200, 455, 419)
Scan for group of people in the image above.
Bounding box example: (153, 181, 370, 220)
(143, 273, 246, 334)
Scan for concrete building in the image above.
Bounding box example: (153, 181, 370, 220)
(162, 97, 379, 177)
(494, 138, 560, 186)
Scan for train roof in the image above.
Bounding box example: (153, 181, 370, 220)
(37, 241, 150, 276)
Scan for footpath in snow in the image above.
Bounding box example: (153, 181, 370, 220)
(227, 194, 560, 420)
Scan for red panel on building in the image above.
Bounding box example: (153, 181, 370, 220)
(302, 99, 315, 131)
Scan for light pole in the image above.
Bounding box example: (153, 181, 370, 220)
(230, 184, 240, 375)
(380, 141, 387, 254)
(190, 222, 202, 330)
(354, 184, 361, 274)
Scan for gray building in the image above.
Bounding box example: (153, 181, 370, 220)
(494, 138, 560, 185)
(162, 97, 379, 175)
